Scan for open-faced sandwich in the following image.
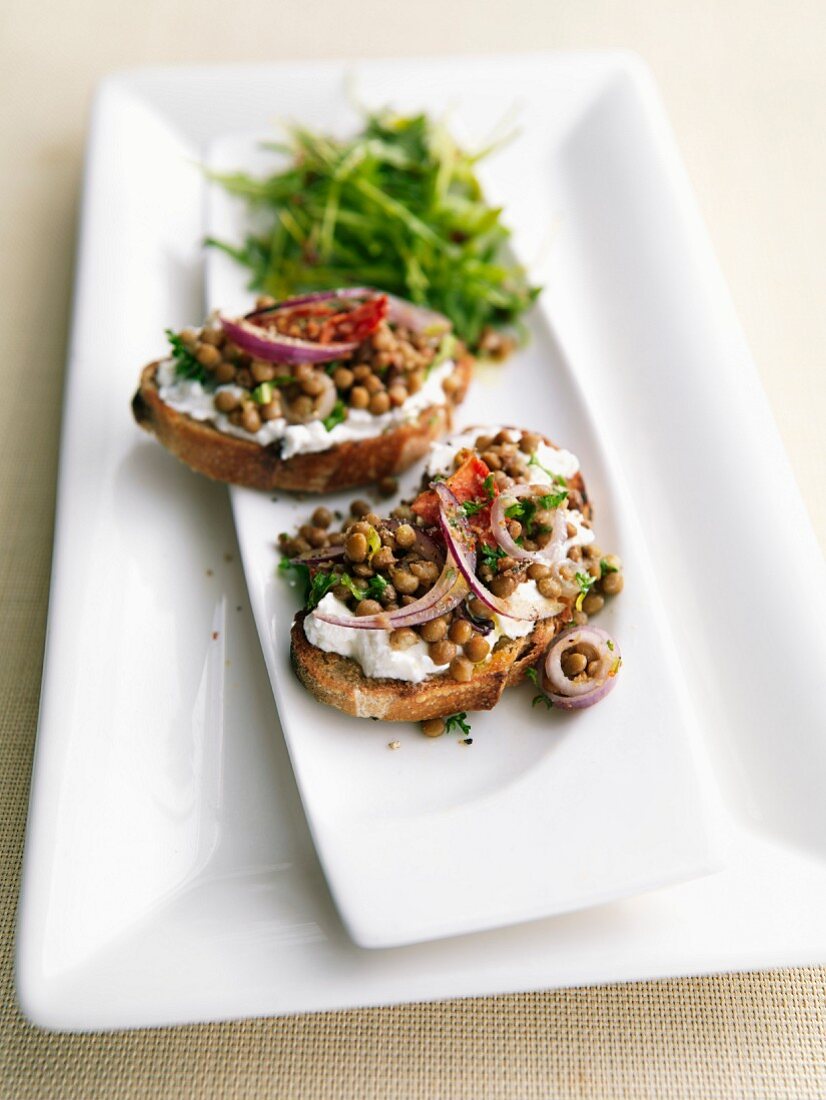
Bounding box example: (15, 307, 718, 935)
(132, 289, 473, 493)
(282, 426, 623, 729)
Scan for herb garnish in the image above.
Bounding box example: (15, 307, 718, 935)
(444, 712, 472, 736)
(600, 558, 619, 576)
(322, 400, 347, 432)
(165, 329, 212, 386)
(278, 559, 341, 610)
(206, 110, 540, 350)
(574, 571, 597, 611)
(363, 574, 388, 601)
(528, 452, 567, 486)
(483, 473, 496, 499)
(479, 543, 507, 569)
(504, 489, 566, 535)
(525, 666, 552, 709)
(461, 498, 488, 517)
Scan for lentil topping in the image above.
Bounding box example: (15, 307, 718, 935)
(156, 291, 469, 460)
(279, 426, 624, 695)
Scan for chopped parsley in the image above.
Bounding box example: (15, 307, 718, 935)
(281, 564, 388, 610)
(363, 574, 388, 601)
(165, 329, 212, 386)
(574, 571, 597, 611)
(528, 452, 568, 486)
(444, 712, 472, 736)
(503, 491, 565, 536)
(322, 399, 347, 431)
(600, 558, 619, 576)
(525, 665, 552, 708)
(606, 639, 615, 652)
(575, 571, 596, 595)
(460, 477, 495, 517)
(537, 489, 568, 510)
(479, 543, 507, 569)
(278, 560, 339, 610)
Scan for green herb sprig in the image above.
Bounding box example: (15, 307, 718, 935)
(444, 712, 472, 736)
(527, 452, 568, 486)
(479, 544, 507, 569)
(165, 329, 212, 386)
(525, 666, 552, 709)
(322, 399, 347, 432)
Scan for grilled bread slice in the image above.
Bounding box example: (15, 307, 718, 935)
(290, 609, 561, 721)
(283, 425, 617, 723)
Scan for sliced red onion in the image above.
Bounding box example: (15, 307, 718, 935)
(282, 371, 337, 424)
(386, 519, 444, 564)
(246, 288, 374, 320)
(541, 626, 621, 710)
(312, 557, 468, 631)
(220, 315, 358, 365)
(454, 599, 495, 635)
(247, 288, 449, 338)
(385, 294, 451, 335)
(490, 484, 568, 565)
(433, 482, 536, 622)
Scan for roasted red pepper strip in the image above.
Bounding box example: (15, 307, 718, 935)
(412, 456, 496, 534)
(318, 295, 388, 344)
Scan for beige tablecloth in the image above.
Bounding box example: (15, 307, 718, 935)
(2, 1, 825, 1096)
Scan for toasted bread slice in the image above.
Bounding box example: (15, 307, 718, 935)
(131, 354, 473, 494)
(290, 610, 563, 722)
(284, 425, 617, 723)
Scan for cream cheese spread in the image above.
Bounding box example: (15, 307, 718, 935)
(304, 580, 559, 684)
(425, 425, 581, 483)
(156, 358, 456, 460)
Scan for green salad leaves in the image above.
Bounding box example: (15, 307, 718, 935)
(206, 110, 540, 350)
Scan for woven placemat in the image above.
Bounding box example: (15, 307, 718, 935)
(3, 3, 826, 1086)
(0, 244, 824, 1100)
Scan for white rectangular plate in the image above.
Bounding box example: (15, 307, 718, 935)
(207, 136, 716, 949)
(17, 54, 826, 1030)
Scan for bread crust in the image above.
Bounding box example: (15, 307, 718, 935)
(290, 611, 564, 722)
(131, 354, 473, 493)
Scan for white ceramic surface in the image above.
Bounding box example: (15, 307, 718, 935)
(207, 136, 716, 949)
(16, 54, 826, 1031)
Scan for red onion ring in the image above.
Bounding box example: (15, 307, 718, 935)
(385, 294, 451, 335)
(454, 599, 495, 635)
(220, 315, 358, 365)
(433, 482, 536, 621)
(247, 288, 451, 338)
(385, 519, 444, 564)
(490, 484, 568, 564)
(245, 288, 374, 320)
(312, 557, 468, 631)
(540, 626, 621, 710)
